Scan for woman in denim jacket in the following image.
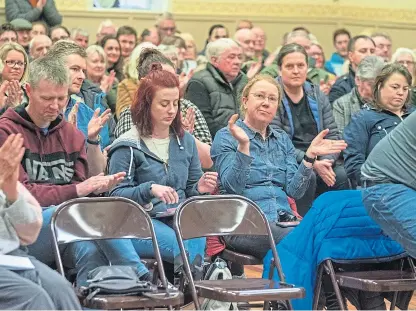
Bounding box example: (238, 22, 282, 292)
(343, 63, 414, 186)
(211, 75, 347, 259)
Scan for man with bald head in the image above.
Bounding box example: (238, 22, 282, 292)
(251, 26, 269, 61)
(29, 35, 52, 60)
(234, 28, 255, 62)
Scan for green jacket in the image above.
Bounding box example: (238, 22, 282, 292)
(185, 63, 248, 137)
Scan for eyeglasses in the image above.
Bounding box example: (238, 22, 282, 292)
(398, 60, 415, 66)
(250, 93, 279, 104)
(160, 27, 176, 32)
(5, 60, 26, 68)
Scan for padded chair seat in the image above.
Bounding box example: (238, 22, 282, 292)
(336, 270, 416, 292)
(194, 278, 305, 302)
(77, 289, 184, 309)
(221, 248, 262, 265)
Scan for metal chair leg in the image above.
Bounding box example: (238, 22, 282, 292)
(325, 260, 347, 311)
(389, 291, 398, 310)
(313, 263, 324, 310)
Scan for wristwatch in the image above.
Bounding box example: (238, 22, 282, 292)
(303, 153, 316, 165)
(87, 136, 101, 145)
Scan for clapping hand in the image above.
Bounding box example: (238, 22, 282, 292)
(314, 159, 336, 187)
(246, 60, 262, 79)
(181, 107, 195, 134)
(197, 172, 218, 194)
(88, 108, 111, 140)
(228, 114, 249, 145)
(76, 172, 126, 197)
(100, 70, 116, 94)
(306, 129, 347, 158)
(1, 80, 23, 109)
(67, 102, 79, 127)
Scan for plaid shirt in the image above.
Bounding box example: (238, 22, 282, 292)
(114, 99, 212, 145)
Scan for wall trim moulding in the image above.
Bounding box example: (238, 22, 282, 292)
(172, 1, 416, 24)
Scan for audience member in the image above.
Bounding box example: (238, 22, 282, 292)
(96, 19, 117, 44)
(140, 27, 160, 45)
(50, 25, 70, 44)
(185, 38, 248, 137)
(0, 134, 82, 310)
(71, 27, 89, 49)
(100, 34, 124, 82)
(0, 43, 29, 111)
(5, 0, 62, 27)
(0, 23, 18, 47)
(160, 35, 189, 74)
(98, 64, 217, 282)
(116, 25, 137, 59)
(31, 20, 48, 37)
(211, 75, 346, 259)
(199, 24, 229, 56)
(29, 34, 52, 60)
(115, 43, 155, 118)
(178, 33, 198, 72)
(333, 55, 385, 134)
(361, 95, 416, 260)
(234, 28, 255, 62)
(272, 43, 349, 215)
(10, 18, 32, 53)
(344, 63, 414, 186)
(371, 32, 392, 62)
(236, 19, 253, 31)
(49, 41, 113, 149)
(0, 56, 122, 287)
(251, 26, 269, 61)
(325, 28, 351, 76)
(391, 48, 416, 105)
(329, 35, 375, 103)
(156, 12, 177, 42)
(85, 45, 117, 113)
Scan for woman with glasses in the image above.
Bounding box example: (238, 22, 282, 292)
(211, 74, 346, 259)
(0, 42, 29, 114)
(391, 48, 416, 106)
(343, 63, 414, 186)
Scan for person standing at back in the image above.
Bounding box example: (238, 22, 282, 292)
(6, 0, 62, 28)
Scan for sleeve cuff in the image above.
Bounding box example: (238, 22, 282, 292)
(235, 150, 253, 168)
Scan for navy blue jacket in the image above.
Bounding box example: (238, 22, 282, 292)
(328, 65, 355, 103)
(343, 106, 414, 185)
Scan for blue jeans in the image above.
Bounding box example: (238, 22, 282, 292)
(362, 183, 416, 258)
(27, 207, 108, 286)
(96, 218, 206, 277)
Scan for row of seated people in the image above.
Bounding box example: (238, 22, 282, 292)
(0, 38, 415, 309)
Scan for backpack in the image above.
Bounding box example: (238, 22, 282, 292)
(200, 257, 238, 310)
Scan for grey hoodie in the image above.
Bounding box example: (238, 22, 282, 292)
(0, 185, 42, 254)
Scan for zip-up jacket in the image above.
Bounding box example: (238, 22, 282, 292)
(0, 106, 88, 207)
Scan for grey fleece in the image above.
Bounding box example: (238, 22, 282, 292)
(0, 191, 40, 254)
(361, 111, 416, 189)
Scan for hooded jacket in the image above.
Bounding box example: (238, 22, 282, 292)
(0, 106, 88, 207)
(107, 127, 203, 216)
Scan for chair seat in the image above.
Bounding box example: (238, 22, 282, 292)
(221, 248, 262, 265)
(77, 289, 184, 309)
(336, 270, 416, 292)
(194, 278, 305, 302)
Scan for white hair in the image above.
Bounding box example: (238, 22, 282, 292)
(125, 42, 157, 80)
(97, 19, 117, 34)
(86, 45, 107, 66)
(71, 28, 89, 39)
(391, 48, 416, 63)
(29, 35, 51, 51)
(206, 38, 240, 61)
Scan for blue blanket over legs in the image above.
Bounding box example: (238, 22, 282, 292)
(262, 190, 404, 310)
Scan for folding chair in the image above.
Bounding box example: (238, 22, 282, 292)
(173, 194, 305, 310)
(50, 197, 183, 310)
(313, 256, 416, 310)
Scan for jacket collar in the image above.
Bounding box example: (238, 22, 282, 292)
(206, 63, 243, 87)
(237, 118, 278, 140)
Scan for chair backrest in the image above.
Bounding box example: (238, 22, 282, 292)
(174, 195, 269, 240)
(51, 197, 153, 245)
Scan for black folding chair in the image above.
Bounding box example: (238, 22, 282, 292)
(173, 194, 305, 310)
(50, 197, 183, 310)
(313, 255, 416, 310)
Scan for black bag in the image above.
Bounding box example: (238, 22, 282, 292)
(82, 265, 157, 301)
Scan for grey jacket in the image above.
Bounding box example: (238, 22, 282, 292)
(332, 87, 368, 135)
(272, 80, 340, 163)
(185, 63, 248, 137)
(361, 110, 416, 189)
(6, 0, 62, 27)
(0, 186, 42, 254)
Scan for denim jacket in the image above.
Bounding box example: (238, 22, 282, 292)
(343, 106, 414, 185)
(107, 127, 203, 216)
(211, 119, 313, 221)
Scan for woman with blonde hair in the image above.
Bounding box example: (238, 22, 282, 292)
(0, 42, 29, 113)
(85, 44, 118, 113)
(115, 42, 156, 118)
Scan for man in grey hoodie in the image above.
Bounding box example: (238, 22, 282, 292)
(0, 133, 81, 310)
